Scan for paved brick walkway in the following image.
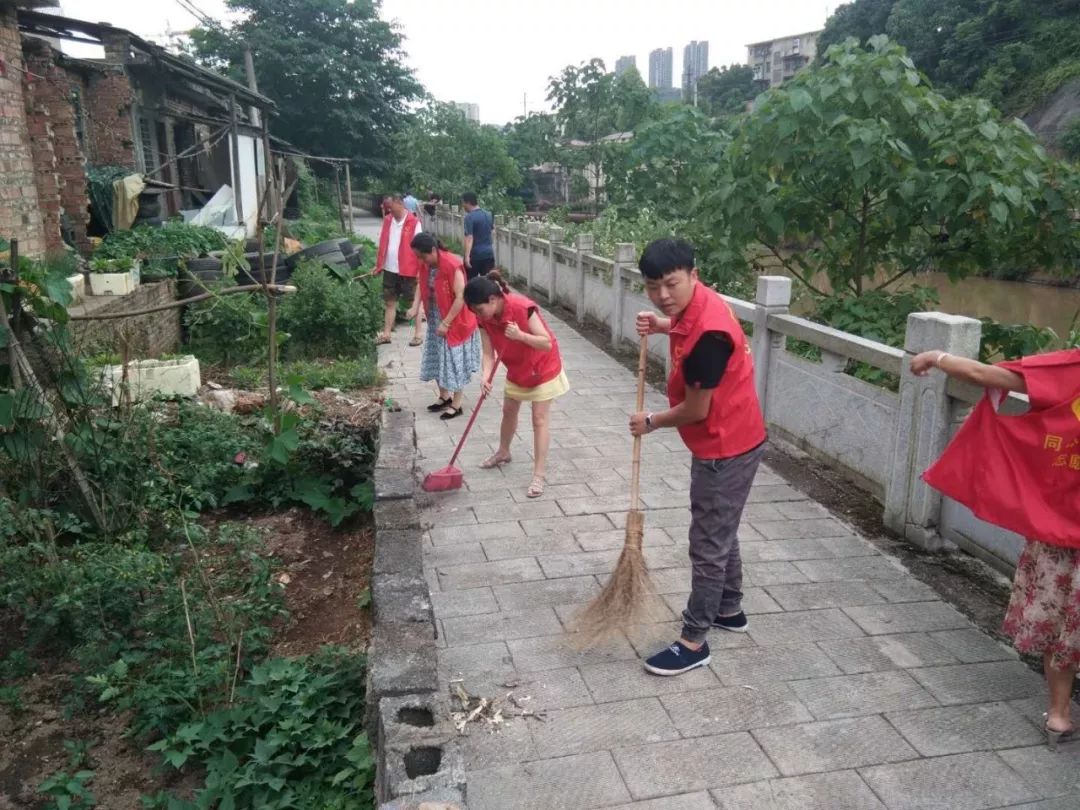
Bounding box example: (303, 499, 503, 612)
(379, 299, 1080, 810)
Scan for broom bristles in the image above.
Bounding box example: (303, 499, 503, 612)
(573, 510, 652, 646)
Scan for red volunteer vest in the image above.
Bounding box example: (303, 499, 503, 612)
(481, 293, 562, 387)
(431, 250, 477, 348)
(668, 282, 766, 459)
(375, 213, 422, 279)
(923, 350, 1080, 548)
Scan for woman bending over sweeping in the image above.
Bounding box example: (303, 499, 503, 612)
(408, 233, 480, 419)
(464, 270, 569, 499)
(913, 347, 1080, 749)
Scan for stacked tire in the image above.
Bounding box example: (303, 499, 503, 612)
(285, 239, 351, 276)
(177, 257, 225, 300)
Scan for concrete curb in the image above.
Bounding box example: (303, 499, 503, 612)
(369, 406, 466, 809)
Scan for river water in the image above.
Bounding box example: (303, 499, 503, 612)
(915, 273, 1080, 338)
(791, 269, 1080, 339)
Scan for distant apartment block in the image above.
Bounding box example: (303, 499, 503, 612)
(746, 30, 821, 88)
(648, 47, 673, 89)
(682, 40, 709, 92)
(453, 102, 480, 122)
(614, 55, 637, 76)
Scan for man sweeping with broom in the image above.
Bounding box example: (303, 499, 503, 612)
(630, 238, 766, 676)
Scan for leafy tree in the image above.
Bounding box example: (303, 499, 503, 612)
(695, 65, 757, 118)
(1063, 116, 1080, 161)
(817, 0, 1080, 113)
(816, 0, 896, 55)
(605, 105, 728, 214)
(611, 67, 656, 132)
(706, 37, 1080, 299)
(503, 113, 559, 171)
(546, 59, 657, 211)
(189, 0, 421, 182)
(391, 102, 521, 209)
(502, 113, 560, 206)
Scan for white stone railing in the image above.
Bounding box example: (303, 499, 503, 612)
(433, 205, 1025, 574)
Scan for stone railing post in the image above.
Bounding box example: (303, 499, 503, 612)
(525, 222, 540, 294)
(440, 204, 450, 240)
(612, 243, 635, 349)
(449, 205, 460, 243)
(574, 234, 593, 323)
(751, 275, 791, 408)
(884, 312, 982, 550)
(494, 215, 506, 269)
(548, 226, 565, 306)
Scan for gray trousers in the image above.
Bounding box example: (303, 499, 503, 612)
(681, 443, 765, 643)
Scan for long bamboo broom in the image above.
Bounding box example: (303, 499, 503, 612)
(575, 334, 653, 643)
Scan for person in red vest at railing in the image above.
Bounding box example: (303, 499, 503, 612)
(464, 270, 569, 499)
(629, 238, 766, 677)
(913, 347, 1080, 750)
(374, 194, 424, 347)
(407, 233, 480, 420)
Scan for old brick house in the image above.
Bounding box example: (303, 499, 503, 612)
(0, 2, 274, 258)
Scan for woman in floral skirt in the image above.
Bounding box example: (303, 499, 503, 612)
(912, 347, 1080, 749)
(407, 233, 480, 419)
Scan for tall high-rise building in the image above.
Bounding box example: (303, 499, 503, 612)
(453, 102, 480, 122)
(648, 47, 673, 89)
(614, 55, 637, 76)
(682, 40, 709, 95)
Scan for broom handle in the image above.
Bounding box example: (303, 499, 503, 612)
(630, 335, 648, 511)
(445, 355, 500, 469)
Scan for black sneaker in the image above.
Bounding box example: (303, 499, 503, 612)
(643, 640, 711, 676)
(712, 611, 749, 633)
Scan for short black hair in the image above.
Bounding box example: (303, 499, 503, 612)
(461, 192, 479, 206)
(638, 239, 694, 280)
(411, 232, 438, 253)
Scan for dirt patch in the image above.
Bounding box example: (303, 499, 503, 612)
(254, 508, 375, 657)
(0, 673, 198, 810)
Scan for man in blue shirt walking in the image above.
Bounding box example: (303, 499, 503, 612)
(461, 192, 495, 280)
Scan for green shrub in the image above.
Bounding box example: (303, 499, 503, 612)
(280, 262, 382, 359)
(93, 221, 228, 263)
(979, 319, 1058, 362)
(84, 523, 285, 739)
(228, 358, 381, 391)
(1062, 116, 1080, 162)
(184, 292, 267, 367)
(147, 649, 374, 810)
(38, 767, 95, 809)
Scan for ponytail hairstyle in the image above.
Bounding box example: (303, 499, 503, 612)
(410, 232, 441, 254)
(464, 269, 510, 306)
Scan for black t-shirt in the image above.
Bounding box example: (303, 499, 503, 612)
(683, 331, 733, 389)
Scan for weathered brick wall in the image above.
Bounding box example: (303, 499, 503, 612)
(73, 281, 181, 357)
(21, 39, 92, 255)
(0, 7, 45, 256)
(21, 41, 62, 254)
(85, 69, 135, 168)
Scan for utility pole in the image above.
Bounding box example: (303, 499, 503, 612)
(523, 92, 527, 117)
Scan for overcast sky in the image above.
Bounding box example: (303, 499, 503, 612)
(52, 0, 831, 125)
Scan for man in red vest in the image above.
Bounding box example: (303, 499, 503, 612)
(630, 239, 767, 676)
(374, 195, 424, 346)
